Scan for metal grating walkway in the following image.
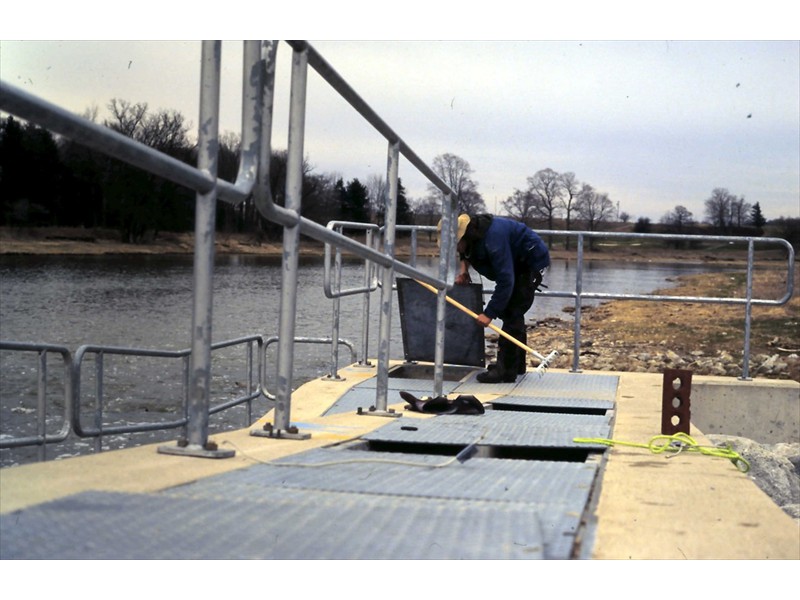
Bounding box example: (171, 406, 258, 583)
(0, 371, 618, 560)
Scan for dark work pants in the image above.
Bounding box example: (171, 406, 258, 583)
(495, 266, 541, 374)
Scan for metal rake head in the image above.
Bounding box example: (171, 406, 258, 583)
(534, 350, 559, 378)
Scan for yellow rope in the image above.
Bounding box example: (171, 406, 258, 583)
(573, 432, 750, 473)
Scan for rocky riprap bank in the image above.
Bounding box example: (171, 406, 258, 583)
(518, 316, 799, 380)
(708, 435, 800, 522)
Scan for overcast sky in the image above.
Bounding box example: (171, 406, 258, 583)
(2, 17, 798, 224)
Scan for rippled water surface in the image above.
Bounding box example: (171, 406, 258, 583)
(1, 253, 727, 466)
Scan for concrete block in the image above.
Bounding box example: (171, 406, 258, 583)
(690, 377, 800, 444)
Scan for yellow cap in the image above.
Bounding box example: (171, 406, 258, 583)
(436, 214, 471, 248)
(456, 214, 470, 242)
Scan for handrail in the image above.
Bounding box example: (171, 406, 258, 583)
(0, 342, 72, 462)
(318, 224, 794, 382)
(532, 230, 795, 306)
(490, 229, 794, 379)
(250, 40, 461, 430)
(251, 42, 457, 289)
(286, 41, 453, 196)
(71, 336, 263, 440)
(323, 221, 380, 299)
(261, 336, 358, 399)
(0, 336, 265, 458)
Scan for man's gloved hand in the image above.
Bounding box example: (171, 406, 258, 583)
(455, 272, 471, 285)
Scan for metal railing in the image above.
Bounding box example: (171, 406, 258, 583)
(0, 342, 73, 462)
(319, 225, 795, 381)
(1, 336, 263, 460)
(1, 41, 795, 463)
(511, 230, 794, 379)
(0, 40, 463, 457)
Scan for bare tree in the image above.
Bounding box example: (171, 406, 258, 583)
(526, 168, 563, 231)
(661, 204, 694, 232)
(427, 153, 486, 214)
(106, 99, 191, 156)
(704, 188, 734, 231)
(575, 184, 614, 248)
(139, 110, 191, 154)
(107, 99, 148, 138)
(730, 195, 751, 228)
(366, 173, 387, 222)
(411, 196, 441, 240)
(501, 188, 537, 223)
(559, 171, 580, 249)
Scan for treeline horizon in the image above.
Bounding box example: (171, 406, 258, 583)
(2, 106, 797, 249)
(0, 106, 415, 244)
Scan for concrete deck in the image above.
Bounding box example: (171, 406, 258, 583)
(1, 365, 798, 559)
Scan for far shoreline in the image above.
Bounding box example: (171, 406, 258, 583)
(0, 226, 773, 266)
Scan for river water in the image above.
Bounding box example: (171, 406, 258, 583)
(0, 254, 725, 467)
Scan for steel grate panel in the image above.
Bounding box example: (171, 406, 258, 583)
(0, 488, 549, 559)
(453, 371, 619, 399)
(490, 396, 615, 411)
(362, 411, 612, 448)
(355, 376, 462, 394)
(168, 448, 599, 506)
(454, 376, 519, 395)
(510, 372, 619, 399)
(164, 449, 596, 559)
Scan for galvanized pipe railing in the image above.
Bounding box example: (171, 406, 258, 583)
(0, 39, 462, 452)
(261, 336, 358, 401)
(0, 336, 264, 460)
(0, 342, 73, 461)
(323, 221, 380, 374)
(504, 229, 795, 379)
(250, 41, 461, 434)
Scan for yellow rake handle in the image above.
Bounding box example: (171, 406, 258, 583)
(414, 279, 549, 362)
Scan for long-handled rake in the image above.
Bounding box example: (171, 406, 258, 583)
(415, 280, 559, 377)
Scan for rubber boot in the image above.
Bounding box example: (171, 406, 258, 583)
(477, 346, 517, 383)
(517, 351, 527, 375)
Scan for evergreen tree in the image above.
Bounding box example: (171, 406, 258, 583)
(0, 116, 26, 225)
(750, 202, 766, 232)
(396, 179, 412, 226)
(341, 178, 370, 223)
(375, 177, 413, 227)
(634, 216, 651, 233)
(0, 117, 64, 225)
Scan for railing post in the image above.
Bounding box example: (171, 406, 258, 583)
(359, 229, 375, 366)
(326, 231, 344, 380)
(159, 41, 234, 458)
(570, 234, 584, 373)
(93, 351, 103, 453)
(252, 43, 311, 439)
(433, 196, 456, 397)
(36, 350, 47, 462)
(368, 141, 402, 418)
(740, 239, 755, 381)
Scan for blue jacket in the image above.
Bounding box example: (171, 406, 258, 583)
(461, 215, 550, 319)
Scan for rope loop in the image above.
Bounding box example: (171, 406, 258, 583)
(574, 433, 751, 473)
